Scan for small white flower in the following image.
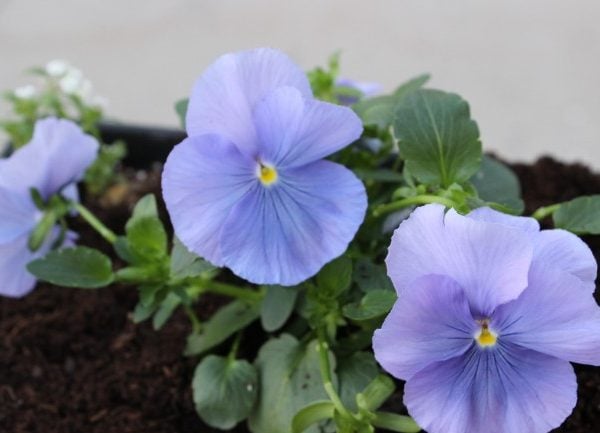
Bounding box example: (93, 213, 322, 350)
(14, 85, 37, 99)
(59, 68, 83, 94)
(45, 59, 70, 77)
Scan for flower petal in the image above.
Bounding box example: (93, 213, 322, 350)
(0, 118, 98, 199)
(468, 206, 540, 233)
(0, 187, 38, 243)
(493, 266, 600, 365)
(253, 86, 363, 167)
(373, 274, 477, 381)
(531, 229, 597, 291)
(186, 48, 312, 157)
(162, 134, 256, 266)
(220, 160, 366, 285)
(386, 204, 533, 315)
(405, 344, 577, 433)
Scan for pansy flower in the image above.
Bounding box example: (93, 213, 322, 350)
(335, 77, 382, 105)
(162, 48, 367, 285)
(0, 118, 99, 297)
(373, 204, 600, 433)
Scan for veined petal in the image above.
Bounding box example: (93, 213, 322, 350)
(186, 48, 312, 157)
(0, 118, 98, 199)
(405, 344, 576, 433)
(468, 207, 540, 233)
(253, 87, 363, 167)
(373, 275, 477, 381)
(220, 160, 366, 285)
(162, 134, 256, 266)
(0, 187, 38, 243)
(531, 229, 597, 291)
(386, 204, 533, 315)
(493, 267, 600, 365)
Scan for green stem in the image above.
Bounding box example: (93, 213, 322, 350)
(72, 202, 117, 244)
(317, 329, 352, 419)
(184, 305, 202, 334)
(531, 203, 561, 221)
(205, 281, 263, 302)
(228, 332, 242, 362)
(373, 194, 457, 217)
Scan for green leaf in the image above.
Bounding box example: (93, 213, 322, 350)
(343, 290, 397, 321)
(393, 73, 431, 98)
(192, 355, 258, 430)
(125, 195, 167, 262)
(337, 352, 379, 412)
(185, 300, 260, 356)
(175, 98, 189, 129)
(170, 237, 218, 280)
(470, 155, 524, 214)
(394, 89, 482, 187)
(129, 193, 159, 221)
(353, 259, 394, 293)
(27, 246, 114, 288)
(261, 285, 299, 332)
(152, 293, 181, 330)
(553, 195, 600, 234)
(372, 412, 421, 433)
(249, 335, 335, 433)
(317, 256, 353, 297)
(353, 168, 404, 183)
(292, 401, 335, 433)
(360, 374, 395, 411)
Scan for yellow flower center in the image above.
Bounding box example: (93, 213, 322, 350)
(475, 321, 498, 348)
(258, 163, 278, 186)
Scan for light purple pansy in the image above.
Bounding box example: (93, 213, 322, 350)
(335, 77, 382, 105)
(373, 204, 600, 433)
(0, 117, 99, 297)
(162, 48, 367, 286)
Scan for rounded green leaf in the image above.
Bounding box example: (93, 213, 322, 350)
(27, 246, 114, 288)
(343, 290, 397, 321)
(193, 355, 258, 430)
(261, 285, 299, 332)
(470, 155, 524, 214)
(553, 195, 600, 234)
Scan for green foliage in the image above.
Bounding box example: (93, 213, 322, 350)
(84, 141, 127, 195)
(260, 285, 299, 332)
(317, 256, 353, 297)
(175, 98, 189, 129)
(185, 300, 260, 356)
(292, 401, 335, 433)
(27, 246, 114, 288)
(342, 290, 397, 322)
(394, 89, 482, 187)
(353, 259, 394, 293)
(470, 155, 524, 214)
(249, 335, 335, 433)
(553, 195, 600, 234)
(170, 237, 218, 280)
(337, 352, 380, 412)
(307, 52, 341, 103)
(193, 355, 258, 429)
(125, 194, 168, 263)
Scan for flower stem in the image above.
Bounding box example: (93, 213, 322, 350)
(72, 202, 117, 244)
(184, 305, 202, 334)
(317, 329, 352, 419)
(532, 203, 561, 221)
(205, 281, 263, 302)
(373, 194, 456, 217)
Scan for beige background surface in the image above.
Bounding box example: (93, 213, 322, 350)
(1, 0, 599, 167)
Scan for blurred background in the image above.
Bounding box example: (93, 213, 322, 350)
(1, 0, 598, 166)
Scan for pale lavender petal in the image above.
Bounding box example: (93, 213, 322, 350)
(186, 48, 312, 157)
(531, 229, 597, 291)
(493, 266, 600, 365)
(0, 187, 38, 243)
(467, 207, 540, 233)
(253, 87, 363, 167)
(373, 275, 476, 380)
(405, 345, 576, 433)
(386, 204, 533, 315)
(161, 134, 256, 266)
(220, 160, 366, 285)
(0, 118, 98, 199)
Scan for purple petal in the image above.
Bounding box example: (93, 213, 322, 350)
(493, 266, 600, 365)
(220, 160, 366, 285)
(467, 206, 540, 233)
(405, 345, 576, 433)
(0, 187, 38, 243)
(162, 134, 256, 266)
(386, 204, 533, 315)
(373, 275, 476, 380)
(253, 87, 363, 167)
(531, 229, 597, 291)
(186, 48, 312, 157)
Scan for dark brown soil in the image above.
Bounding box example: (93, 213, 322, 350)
(1, 157, 599, 433)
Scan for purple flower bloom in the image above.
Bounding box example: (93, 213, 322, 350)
(0, 118, 99, 297)
(373, 204, 600, 433)
(162, 48, 367, 285)
(335, 77, 382, 105)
